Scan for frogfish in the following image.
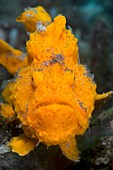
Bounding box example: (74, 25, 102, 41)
(0, 6, 112, 161)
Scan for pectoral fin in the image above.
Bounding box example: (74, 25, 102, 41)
(7, 134, 37, 156)
(59, 137, 79, 161)
(0, 103, 15, 121)
(96, 91, 113, 100)
(0, 39, 27, 74)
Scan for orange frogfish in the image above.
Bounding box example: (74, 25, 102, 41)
(0, 6, 112, 161)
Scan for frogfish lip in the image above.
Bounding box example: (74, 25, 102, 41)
(35, 93, 75, 109)
(37, 101, 73, 108)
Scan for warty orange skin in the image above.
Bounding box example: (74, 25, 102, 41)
(0, 6, 112, 161)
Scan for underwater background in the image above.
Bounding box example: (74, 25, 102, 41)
(0, 0, 113, 169)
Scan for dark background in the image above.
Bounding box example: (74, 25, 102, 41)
(0, 0, 113, 169)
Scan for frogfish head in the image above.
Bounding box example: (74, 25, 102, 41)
(21, 62, 89, 146)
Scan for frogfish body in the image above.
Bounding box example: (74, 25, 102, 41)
(0, 6, 112, 161)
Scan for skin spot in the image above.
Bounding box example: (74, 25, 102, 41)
(77, 100, 87, 112)
(36, 22, 46, 32)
